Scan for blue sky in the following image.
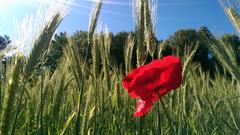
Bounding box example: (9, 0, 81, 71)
(0, 0, 237, 40)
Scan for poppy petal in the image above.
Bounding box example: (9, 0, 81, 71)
(133, 99, 153, 117)
(158, 57, 182, 92)
(128, 90, 139, 98)
(122, 55, 183, 117)
(122, 65, 147, 89)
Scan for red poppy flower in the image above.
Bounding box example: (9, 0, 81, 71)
(122, 55, 182, 117)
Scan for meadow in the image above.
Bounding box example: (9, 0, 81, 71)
(0, 0, 240, 134)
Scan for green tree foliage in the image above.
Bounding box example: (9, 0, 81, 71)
(164, 29, 198, 55)
(42, 32, 68, 71)
(221, 34, 240, 63)
(41, 27, 240, 73)
(70, 31, 134, 68)
(70, 31, 90, 61)
(0, 35, 11, 50)
(196, 27, 215, 70)
(111, 31, 130, 66)
(161, 27, 216, 71)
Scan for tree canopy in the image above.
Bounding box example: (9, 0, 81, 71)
(0, 35, 11, 50)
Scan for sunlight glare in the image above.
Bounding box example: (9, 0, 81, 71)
(0, 0, 36, 9)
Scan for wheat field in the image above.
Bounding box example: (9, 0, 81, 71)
(0, 0, 240, 134)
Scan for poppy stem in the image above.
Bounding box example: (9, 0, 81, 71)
(159, 97, 172, 126)
(138, 116, 144, 135)
(157, 101, 161, 134)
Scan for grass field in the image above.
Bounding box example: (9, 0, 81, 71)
(0, 0, 240, 134)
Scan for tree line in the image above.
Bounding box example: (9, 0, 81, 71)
(1, 26, 240, 75)
(39, 26, 239, 74)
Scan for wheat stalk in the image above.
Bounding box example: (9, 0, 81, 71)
(24, 14, 62, 80)
(135, 0, 147, 66)
(1, 56, 24, 135)
(88, 0, 103, 44)
(144, 0, 157, 57)
(124, 33, 135, 74)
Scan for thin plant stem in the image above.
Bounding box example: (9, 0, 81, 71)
(138, 116, 144, 135)
(157, 101, 161, 134)
(40, 70, 44, 135)
(10, 85, 25, 135)
(159, 96, 172, 126)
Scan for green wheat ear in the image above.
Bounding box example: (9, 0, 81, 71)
(220, 0, 240, 33)
(182, 42, 200, 80)
(144, 0, 157, 58)
(91, 35, 101, 78)
(125, 33, 135, 74)
(52, 74, 66, 126)
(87, 0, 103, 79)
(216, 0, 240, 80)
(103, 32, 111, 90)
(24, 13, 62, 80)
(135, 0, 157, 66)
(1, 56, 24, 135)
(136, 0, 148, 66)
(88, 0, 103, 44)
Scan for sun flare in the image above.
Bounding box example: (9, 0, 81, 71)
(0, 0, 36, 9)
(0, 1, 12, 8)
